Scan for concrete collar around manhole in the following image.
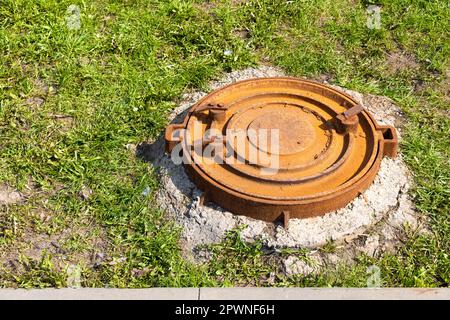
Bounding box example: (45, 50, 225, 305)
(164, 77, 399, 225)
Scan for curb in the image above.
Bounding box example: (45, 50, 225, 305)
(0, 288, 448, 300)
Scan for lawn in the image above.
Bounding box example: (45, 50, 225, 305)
(0, 0, 448, 288)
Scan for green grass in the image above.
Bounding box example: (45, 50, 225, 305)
(0, 0, 448, 288)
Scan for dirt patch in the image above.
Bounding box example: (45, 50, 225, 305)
(234, 29, 251, 40)
(0, 185, 23, 205)
(194, 2, 217, 12)
(386, 51, 420, 74)
(0, 221, 110, 277)
(23, 78, 58, 109)
(47, 113, 75, 131)
(143, 66, 426, 272)
(25, 96, 45, 108)
(0, 189, 109, 284)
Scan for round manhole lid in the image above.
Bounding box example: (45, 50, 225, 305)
(165, 78, 398, 223)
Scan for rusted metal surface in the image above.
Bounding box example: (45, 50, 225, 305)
(165, 78, 398, 224)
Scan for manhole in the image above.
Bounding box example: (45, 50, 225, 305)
(165, 78, 398, 224)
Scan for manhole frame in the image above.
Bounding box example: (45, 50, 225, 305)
(165, 77, 398, 224)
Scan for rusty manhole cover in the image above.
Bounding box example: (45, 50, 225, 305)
(165, 78, 398, 225)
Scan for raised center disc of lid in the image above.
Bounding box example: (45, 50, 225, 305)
(247, 108, 316, 156)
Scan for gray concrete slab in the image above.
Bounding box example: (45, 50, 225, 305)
(199, 288, 450, 300)
(0, 288, 199, 300)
